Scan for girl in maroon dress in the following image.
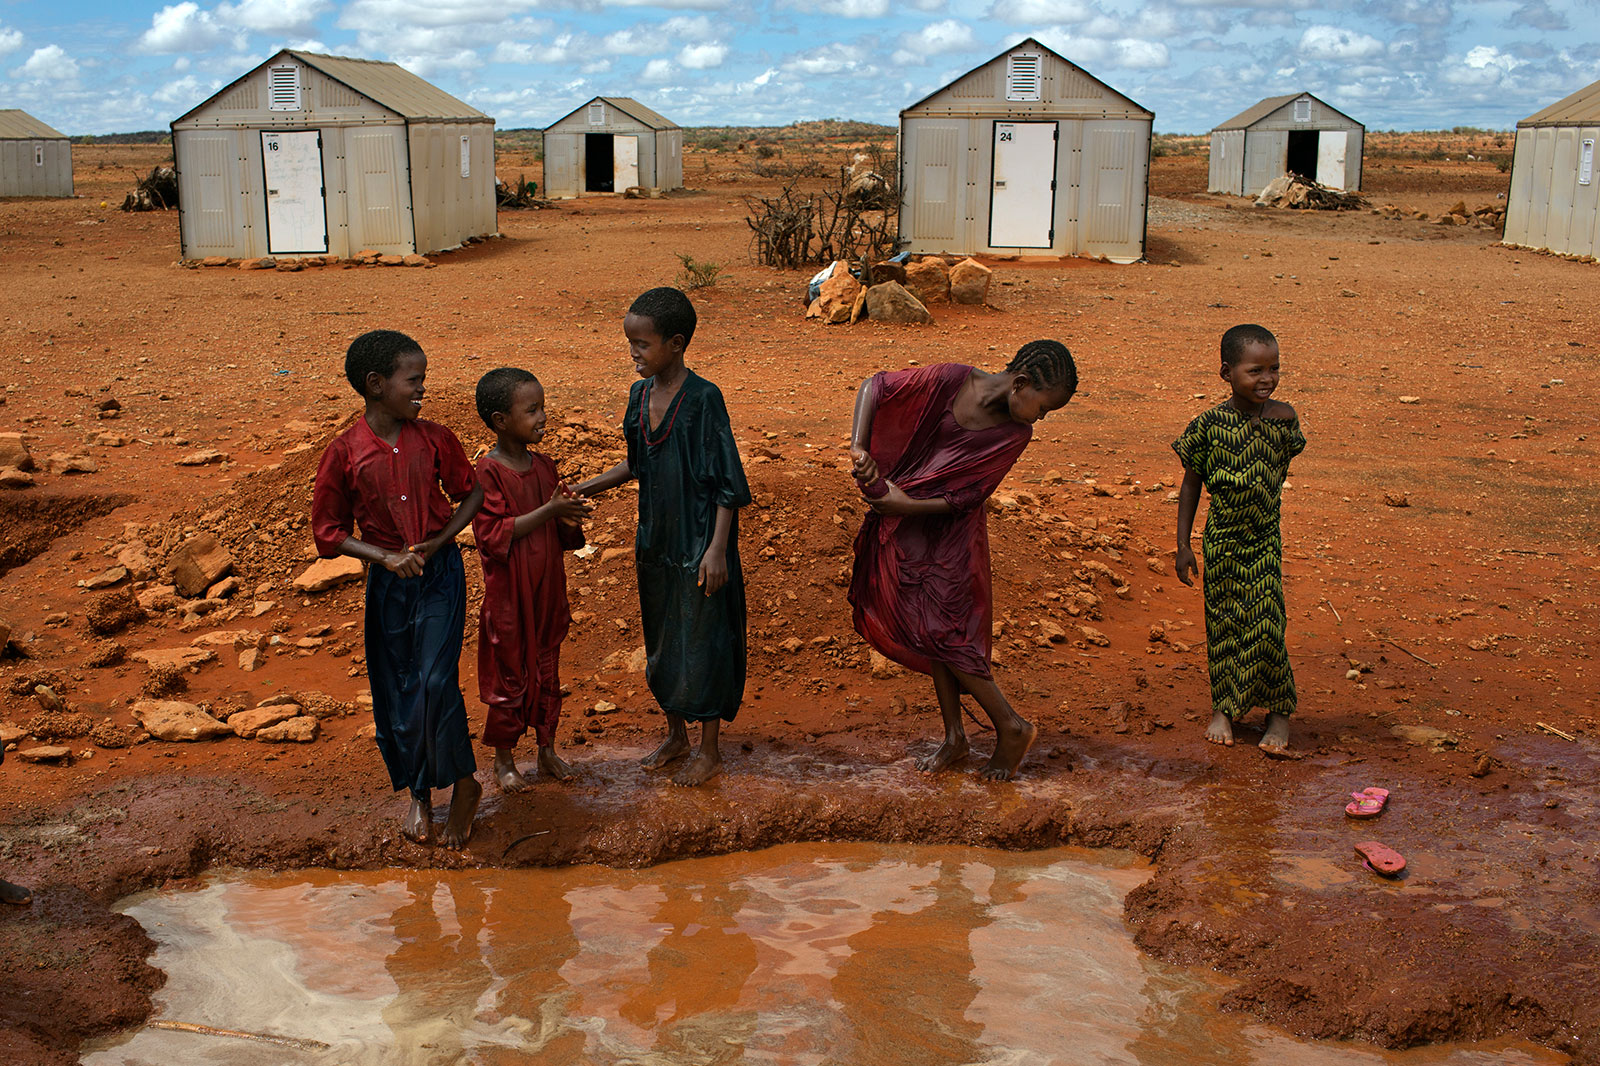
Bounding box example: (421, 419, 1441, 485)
(472, 368, 592, 790)
(848, 341, 1077, 781)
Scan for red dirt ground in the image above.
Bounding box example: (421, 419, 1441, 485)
(2, 140, 1597, 1064)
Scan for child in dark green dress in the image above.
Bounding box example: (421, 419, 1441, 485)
(1174, 324, 1306, 754)
(575, 288, 751, 786)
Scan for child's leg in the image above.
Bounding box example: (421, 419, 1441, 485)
(415, 546, 478, 848)
(642, 712, 691, 768)
(366, 564, 438, 843)
(915, 663, 971, 772)
(0, 877, 31, 906)
(534, 646, 575, 781)
(672, 717, 722, 787)
(1260, 713, 1291, 753)
(403, 791, 432, 844)
(948, 666, 1036, 782)
(1205, 711, 1234, 746)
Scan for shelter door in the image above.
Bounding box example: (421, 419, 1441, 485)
(613, 136, 639, 191)
(990, 121, 1056, 248)
(261, 130, 327, 254)
(1315, 131, 1348, 189)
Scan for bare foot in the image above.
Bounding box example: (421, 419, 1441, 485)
(915, 735, 970, 772)
(1205, 711, 1235, 747)
(979, 719, 1037, 782)
(641, 732, 691, 769)
(1, 878, 32, 906)
(402, 794, 432, 845)
(671, 749, 722, 787)
(538, 745, 576, 781)
(1259, 713, 1291, 755)
(494, 749, 533, 793)
(439, 776, 482, 850)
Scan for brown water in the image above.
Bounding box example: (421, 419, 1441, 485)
(81, 844, 1565, 1066)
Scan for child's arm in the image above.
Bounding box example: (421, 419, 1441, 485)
(698, 504, 735, 595)
(573, 459, 632, 497)
(848, 376, 880, 482)
(1175, 469, 1203, 586)
(415, 483, 485, 561)
(511, 485, 592, 542)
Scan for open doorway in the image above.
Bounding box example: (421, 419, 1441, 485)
(585, 133, 614, 192)
(1286, 130, 1318, 183)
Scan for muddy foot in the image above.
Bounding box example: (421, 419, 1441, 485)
(979, 719, 1036, 782)
(440, 777, 482, 850)
(494, 750, 533, 794)
(402, 794, 433, 846)
(671, 750, 722, 787)
(538, 746, 576, 782)
(1259, 713, 1292, 755)
(1205, 711, 1235, 747)
(0, 878, 32, 906)
(915, 735, 970, 772)
(641, 733, 691, 769)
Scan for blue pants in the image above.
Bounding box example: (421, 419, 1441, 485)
(365, 543, 476, 796)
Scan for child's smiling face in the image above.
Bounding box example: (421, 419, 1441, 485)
(369, 349, 427, 421)
(624, 312, 685, 379)
(494, 379, 548, 445)
(1222, 339, 1280, 409)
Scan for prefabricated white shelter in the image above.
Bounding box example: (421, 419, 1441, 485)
(1208, 93, 1364, 196)
(1503, 78, 1600, 258)
(541, 97, 682, 198)
(0, 110, 73, 198)
(170, 50, 495, 259)
(898, 38, 1152, 263)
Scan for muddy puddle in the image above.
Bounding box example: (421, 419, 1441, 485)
(82, 844, 1565, 1066)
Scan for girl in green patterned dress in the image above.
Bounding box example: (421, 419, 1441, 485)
(1173, 324, 1306, 754)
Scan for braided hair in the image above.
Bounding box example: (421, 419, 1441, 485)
(1220, 324, 1276, 366)
(475, 367, 537, 428)
(1005, 339, 1077, 396)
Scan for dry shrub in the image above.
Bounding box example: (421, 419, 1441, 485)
(27, 710, 94, 740)
(122, 165, 178, 211)
(86, 589, 145, 636)
(745, 144, 900, 268)
(142, 663, 187, 698)
(84, 640, 126, 668)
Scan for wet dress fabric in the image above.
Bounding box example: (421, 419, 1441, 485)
(473, 451, 584, 748)
(849, 363, 1031, 679)
(624, 371, 752, 722)
(311, 417, 477, 795)
(1172, 404, 1307, 720)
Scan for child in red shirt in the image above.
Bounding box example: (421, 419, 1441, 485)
(311, 330, 483, 848)
(472, 368, 592, 790)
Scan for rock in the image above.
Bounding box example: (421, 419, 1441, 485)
(292, 556, 365, 593)
(257, 716, 319, 742)
(1148, 623, 1167, 643)
(251, 601, 275, 617)
(132, 699, 232, 741)
(1383, 491, 1410, 507)
(191, 629, 268, 650)
(850, 286, 868, 324)
(239, 257, 275, 270)
(1397, 396, 1420, 404)
(1078, 625, 1111, 647)
(867, 260, 907, 286)
(17, 745, 71, 764)
(238, 647, 264, 672)
(402, 253, 428, 267)
(230, 704, 300, 738)
(33, 685, 66, 712)
(379, 254, 404, 266)
(805, 298, 823, 320)
(948, 258, 992, 305)
(1037, 619, 1067, 644)
(599, 546, 633, 564)
(1391, 723, 1458, 750)
(818, 265, 863, 325)
(201, 256, 230, 267)
(132, 646, 216, 671)
(0, 432, 34, 470)
(45, 452, 98, 475)
(0, 722, 25, 746)
(903, 258, 950, 305)
(863, 282, 933, 325)
(0, 467, 34, 489)
(117, 544, 155, 579)
(206, 575, 241, 600)
(94, 432, 129, 447)
(869, 650, 901, 679)
(86, 587, 145, 635)
(97, 398, 121, 413)
(0, 617, 10, 649)
(780, 636, 805, 653)
(169, 533, 234, 597)
(82, 566, 128, 590)
(176, 449, 228, 466)
(627, 645, 648, 673)
(137, 584, 180, 612)
(257, 694, 300, 708)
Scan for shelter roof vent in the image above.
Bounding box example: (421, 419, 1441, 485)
(1294, 97, 1310, 122)
(1006, 53, 1042, 102)
(268, 65, 303, 112)
(589, 100, 606, 125)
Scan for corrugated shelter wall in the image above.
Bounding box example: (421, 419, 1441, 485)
(1207, 94, 1363, 195)
(407, 121, 496, 254)
(1504, 123, 1600, 257)
(543, 133, 580, 199)
(655, 128, 683, 191)
(898, 41, 1151, 262)
(0, 138, 73, 197)
(1208, 130, 1246, 196)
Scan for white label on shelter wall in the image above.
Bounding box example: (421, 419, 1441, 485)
(34, 143, 44, 166)
(1581, 139, 1595, 186)
(460, 136, 471, 178)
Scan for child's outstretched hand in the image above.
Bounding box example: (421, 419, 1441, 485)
(384, 548, 427, 578)
(545, 483, 594, 522)
(1175, 546, 1199, 587)
(698, 547, 729, 596)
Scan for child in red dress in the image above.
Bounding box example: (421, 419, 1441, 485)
(472, 368, 592, 790)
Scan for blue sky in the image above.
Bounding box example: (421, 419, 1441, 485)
(2, 1, 1597, 135)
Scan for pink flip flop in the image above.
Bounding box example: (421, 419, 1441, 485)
(1354, 840, 1406, 878)
(1345, 787, 1390, 819)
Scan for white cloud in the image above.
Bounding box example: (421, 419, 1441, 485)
(1299, 26, 1385, 61)
(493, 34, 585, 64)
(138, 3, 237, 54)
(0, 24, 22, 57)
(679, 42, 727, 68)
(13, 44, 79, 81)
(661, 15, 718, 41)
(809, 0, 890, 16)
(782, 42, 867, 75)
(989, 0, 1092, 21)
(604, 27, 661, 56)
(902, 19, 973, 55)
(1036, 30, 1169, 70)
(152, 73, 207, 105)
(217, 0, 330, 34)
(1442, 44, 1522, 86)
(641, 58, 674, 82)
(340, 0, 546, 32)
(602, 0, 732, 7)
